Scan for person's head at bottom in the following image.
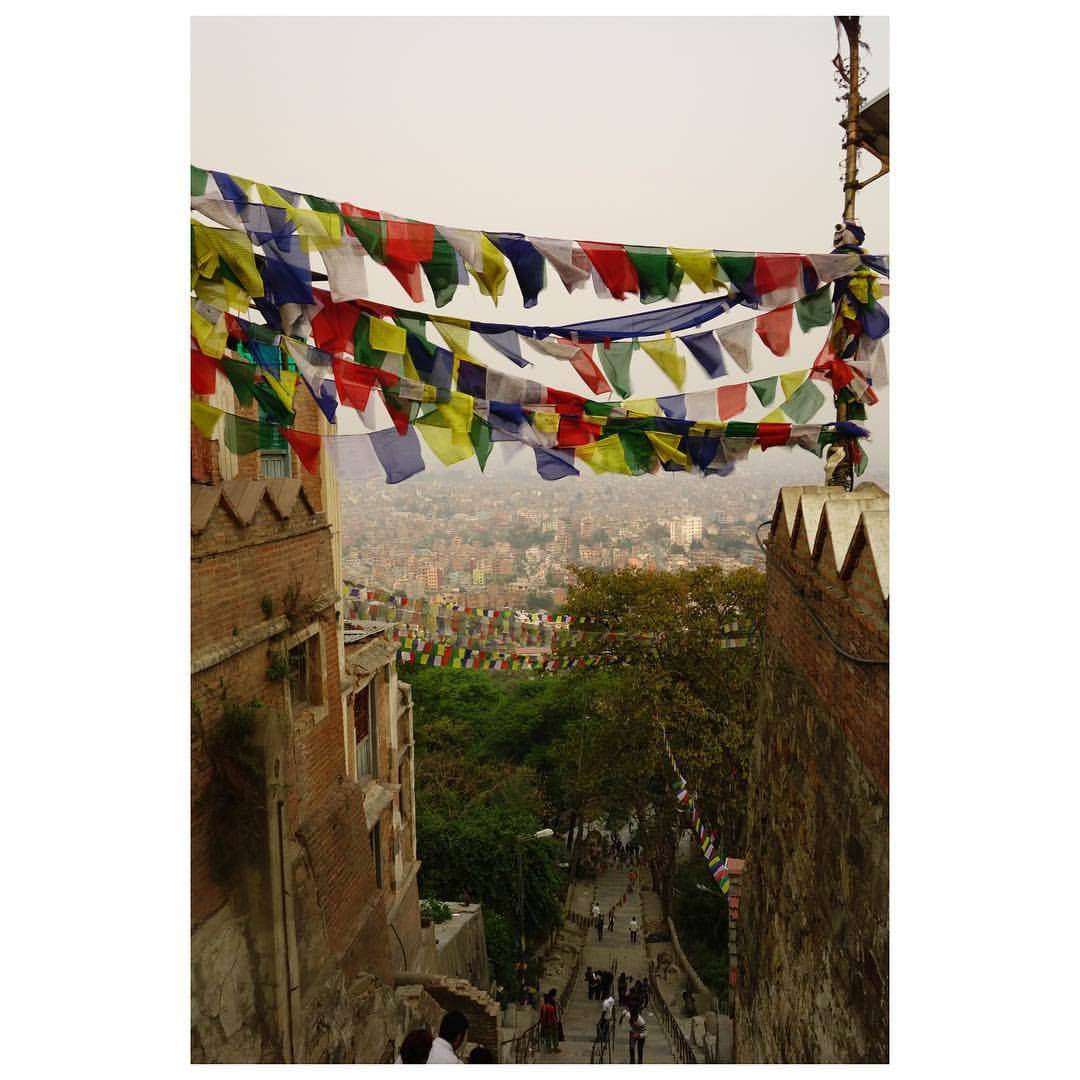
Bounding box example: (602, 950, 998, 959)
(399, 1029, 433, 1064)
(439, 1010, 470, 1052)
(467, 1046, 494, 1063)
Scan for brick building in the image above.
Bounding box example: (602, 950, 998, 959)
(735, 482, 888, 1063)
(190, 361, 428, 1062)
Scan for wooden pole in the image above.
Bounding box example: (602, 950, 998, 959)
(830, 15, 862, 490)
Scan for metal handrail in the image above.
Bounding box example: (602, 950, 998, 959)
(647, 962, 698, 1065)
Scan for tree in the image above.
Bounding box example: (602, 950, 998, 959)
(554, 565, 764, 915)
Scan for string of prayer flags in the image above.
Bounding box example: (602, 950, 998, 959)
(191, 166, 888, 312)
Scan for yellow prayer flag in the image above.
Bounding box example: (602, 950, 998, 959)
(369, 316, 408, 356)
(645, 431, 689, 468)
(532, 410, 560, 433)
(417, 424, 476, 467)
(438, 391, 475, 434)
(191, 301, 227, 358)
(291, 208, 342, 252)
(760, 407, 786, 424)
(640, 332, 685, 389)
(266, 369, 298, 410)
(576, 435, 632, 476)
(466, 235, 508, 304)
(780, 370, 809, 401)
(431, 318, 473, 360)
(402, 352, 421, 382)
(208, 227, 263, 297)
(622, 398, 660, 417)
(191, 399, 223, 439)
(670, 248, 718, 294)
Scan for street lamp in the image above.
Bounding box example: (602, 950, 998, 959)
(516, 828, 555, 957)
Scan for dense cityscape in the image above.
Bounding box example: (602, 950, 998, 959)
(339, 468, 784, 611)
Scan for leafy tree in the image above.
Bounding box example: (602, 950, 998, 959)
(554, 565, 764, 914)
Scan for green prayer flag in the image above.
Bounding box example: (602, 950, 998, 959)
(422, 231, 460, 308)
(846, 401, 867, 421)
(795, 285, 834, 332)
(217, 357, 256, 406)
(583, 401, 615, 418)
(303, 193, 341, 216)
(626, 246, 683, 304)
(251, 380, 295, 427)
(855, 445, 869, 476)
(342, 214, 385, 262)
(191, 165, 208, 196)
(597, 340, 634, 399)
(724, 422, 759, 439)
(470, 417, 494, 471)
(617, 431, 654, 475)
(222, 413, 281, 455)
(781, 378, 826, 423)
(716, 253, 755, 289)
(750, 376, 778, 407)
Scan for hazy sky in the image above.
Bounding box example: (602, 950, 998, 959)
(192, 16, 890, 482)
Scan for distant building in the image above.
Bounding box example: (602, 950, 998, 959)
(669, 515, 703, 547)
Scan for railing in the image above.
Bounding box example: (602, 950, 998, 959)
(500, 918, 585, 1064)
(647, 961, 698, 1065)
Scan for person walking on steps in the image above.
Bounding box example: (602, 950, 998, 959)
(619, 1005, 647, 1064)
(599, 987, 615, 1046)
(628, 915, 639, 944)
(539, 990, 559, 1053)
(585, 966, 594, 1001)
(595, 912, 604, 942)
(617, 971, 628, 1006)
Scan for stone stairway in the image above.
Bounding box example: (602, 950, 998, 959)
(534, 864, 678, 1065)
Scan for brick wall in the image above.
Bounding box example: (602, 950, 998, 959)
(734, 489, 888, 1063)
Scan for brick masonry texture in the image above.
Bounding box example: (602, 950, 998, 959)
(734, 491, 888, 1063)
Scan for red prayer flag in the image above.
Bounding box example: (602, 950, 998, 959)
(559, 339, 612, 396)
(384, 257, 426, 302)
(191, 347, 218, 395)
(753, 253, 803, 296)
(385, 219, 435, 264)
(312, 290, 362, 354)
(557, 416, 601, 447)
(716, 382, 748, 422)
(756, 422, 792, 450)
(382, 393, 412, 435)
(282, 428, 321, 474)
(755, 305, 794, 357)
(579, 241, 639, 300)
(332, 357, 377, 411)
(545, 386, 588, 414)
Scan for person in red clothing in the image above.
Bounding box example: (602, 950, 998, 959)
(539, 990, 560, 1053)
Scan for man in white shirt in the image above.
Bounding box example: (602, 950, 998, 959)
(427, 1010, 469, 1064)
(628, 916, 639, 944)
(591, 901, 601, 920)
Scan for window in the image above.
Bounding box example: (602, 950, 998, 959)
(288, 636, 320, 710)
(258, 402, 292, 479)
(370, 822, 383, 889)
(354, 680, 376, 780)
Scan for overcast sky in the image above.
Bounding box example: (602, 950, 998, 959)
(192, 15, 889, 482)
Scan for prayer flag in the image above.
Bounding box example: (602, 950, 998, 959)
(579, 241, 639, 300)
(781, 378, 826, 423)
(466, 235, 509, 303)
(670, 248, 718, 294)
(756, 305, 794, 357)
(333, 358, 378, 412)
(368, 316, 408, 356)
(565, 343, 613, 396)
(681, 330, 726, 378)
(756, 422, 793, 449)
(795, 285, 833, 331)
(716, 383, 748, 422)
(780, 370, 810, 401)
(534, 446, 579, 481)
(489, 232, 546, 308)
(641, 332, 685, 389)
(282, 428, 321, 474)
(480, 329, 530, 368)
(716, 319, 755, 374)
(626, 246, 682, 303)
(191, 348, 218, 395)
(529, 236, 592, 293)
(190, 399, 223, 439)
(216, 356, 256, 406)
(421, 230, 460, 308)
(432, 318, 473, 359)
(596, 340, 634, 399)
(750, 376, 777, 407)
(439, 226, 485, 273)
(370, 426, 426, 484)
(576, 434, 632, 475)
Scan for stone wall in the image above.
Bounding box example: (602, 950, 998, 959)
(433, 904, 491, 990)
(734, 485, 888, 1064)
